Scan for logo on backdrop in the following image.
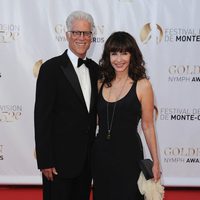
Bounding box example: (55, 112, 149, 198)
(168, 64, 200, 83)
(0, 145, 3, 160)
(165, 27, 200, 42)
(92, 25, 105, 43)
(0, 24, 20, 43)
(140, 23, 163, 44)
(0, 105, 22, 122)
(54, 24, 67, 42)
(54, 23, 105, 43)
(138, 105, 158, 134)
(33, 60, 43, 78)
(140, 23, 200, 44)
(163, 147, 200, 164)
(33, 150, 37, 159)
(159, 107, 200, 121)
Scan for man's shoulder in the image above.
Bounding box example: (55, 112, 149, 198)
(87, 58, 99, 80)
(87, 58, 98, 64)
(41, 51, 67, 70)
(37, 52, 67, 77)
(87, 58, 99, 69)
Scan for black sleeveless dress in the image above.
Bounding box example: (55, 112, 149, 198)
(92, 81, 144, 200)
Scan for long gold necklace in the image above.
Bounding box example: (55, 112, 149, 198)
(106, 76, 129, 140)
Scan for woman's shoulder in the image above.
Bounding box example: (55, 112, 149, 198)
(137, 78, 152, 90)
(136, 78, 153, 101)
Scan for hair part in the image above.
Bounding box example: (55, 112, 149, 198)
(66, 10, 95, 32)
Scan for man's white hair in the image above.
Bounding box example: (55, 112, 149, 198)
(66, 10, 95, 32)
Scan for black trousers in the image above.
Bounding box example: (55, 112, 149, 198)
(42, 160, 91, 200)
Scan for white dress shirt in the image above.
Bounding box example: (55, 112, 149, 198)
(67, 49, 91, 112)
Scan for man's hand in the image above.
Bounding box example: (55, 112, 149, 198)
(41, 168, 58, 181)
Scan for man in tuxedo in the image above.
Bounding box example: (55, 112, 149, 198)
(34, 10, 99, 200)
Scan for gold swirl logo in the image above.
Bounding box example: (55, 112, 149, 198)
(140, 23, 163, 44)
(33, 59, 43, 78)
(33, 150, 37, 159)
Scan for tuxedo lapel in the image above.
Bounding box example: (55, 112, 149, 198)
(60, 52, 86, 107)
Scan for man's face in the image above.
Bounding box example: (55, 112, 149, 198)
(66, 19, 92, 58)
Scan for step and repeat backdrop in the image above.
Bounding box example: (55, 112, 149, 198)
(0, 0, 200, 186)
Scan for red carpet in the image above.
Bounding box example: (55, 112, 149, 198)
(0, 186, 199, 200)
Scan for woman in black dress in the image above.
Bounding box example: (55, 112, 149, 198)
(92, 31, 161, 200)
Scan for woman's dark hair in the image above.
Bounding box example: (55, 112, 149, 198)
(99, 31, 148, 86)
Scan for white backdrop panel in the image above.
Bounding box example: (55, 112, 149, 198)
(0, 0, 200, 186)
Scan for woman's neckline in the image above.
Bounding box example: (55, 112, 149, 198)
(102, 82, 134, 103)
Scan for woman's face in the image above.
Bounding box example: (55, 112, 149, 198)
(110, 51, 131, 73)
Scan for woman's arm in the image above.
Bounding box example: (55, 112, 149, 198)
(137, 78, 161, 182)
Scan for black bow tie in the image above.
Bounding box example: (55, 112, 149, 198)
(77, 58, 89, 68)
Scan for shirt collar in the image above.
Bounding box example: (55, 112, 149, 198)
(67, 49, 86, 69)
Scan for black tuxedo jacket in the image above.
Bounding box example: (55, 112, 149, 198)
(34, 50, 99, 178)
